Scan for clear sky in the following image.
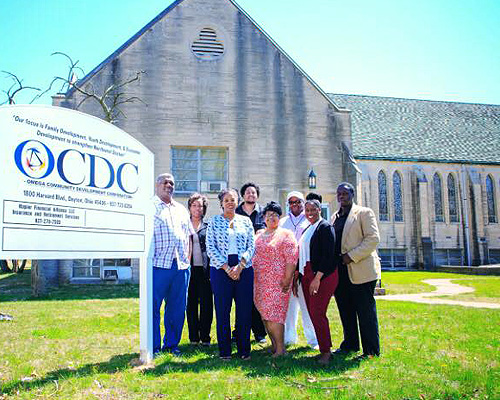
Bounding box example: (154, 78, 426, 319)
(1, 0, 499, 105)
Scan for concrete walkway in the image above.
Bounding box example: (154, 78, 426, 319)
(378, 279, 500, 309)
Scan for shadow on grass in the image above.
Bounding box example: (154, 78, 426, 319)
(0, 270, 139, 302)
(2, 345, 365, 395)
(148, 344, 364, 378)
(1, 353, 137, 395)
(0, 270, 32, 302)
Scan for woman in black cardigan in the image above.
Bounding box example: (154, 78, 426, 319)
(186, 193, 213, 346)
(294, 199, 338, 364)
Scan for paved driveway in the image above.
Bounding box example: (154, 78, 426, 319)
(378, 279, 500, 309)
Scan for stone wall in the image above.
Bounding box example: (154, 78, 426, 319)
(53, 0, 353, 216)
(358, 159, 500, 268)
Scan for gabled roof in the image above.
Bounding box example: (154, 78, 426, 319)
(65, 0, 342, 112)
(65, 0, 186, 97)
(329, 93, 500, 165)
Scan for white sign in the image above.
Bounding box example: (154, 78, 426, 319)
(0, 105, 154, 259)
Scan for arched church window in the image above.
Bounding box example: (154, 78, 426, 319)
(448, 174, 459, 223)
(486, 175, 497, 223)
(433, 173, 444, 222)
(393, 171, 403, 222)
(378, 171, 388, 221)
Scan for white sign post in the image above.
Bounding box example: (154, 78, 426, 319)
(0, 105, 155, 363)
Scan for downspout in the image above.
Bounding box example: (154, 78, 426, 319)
(460, 165, 471, 266)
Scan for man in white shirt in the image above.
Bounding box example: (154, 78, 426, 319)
(152, 173, 193, 356)
(279, 191, 318, 348)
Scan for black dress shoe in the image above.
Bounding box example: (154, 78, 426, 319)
(356, 353, 378, 360)
(333, 348, 357, 355)
(255, 336, 267, 344)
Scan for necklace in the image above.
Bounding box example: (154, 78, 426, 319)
(289, 213, 305, 231)
(261, 228, 277, 237)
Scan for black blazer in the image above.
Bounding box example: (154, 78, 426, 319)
(309, 219, 338, 279)
(192, 221, 210, 276)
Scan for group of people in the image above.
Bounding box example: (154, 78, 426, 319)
(152, 173, 381, 364)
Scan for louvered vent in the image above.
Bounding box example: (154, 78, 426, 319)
(191, 27, 225, 60)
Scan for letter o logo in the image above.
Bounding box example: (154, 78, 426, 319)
(14, 140, 55, 179)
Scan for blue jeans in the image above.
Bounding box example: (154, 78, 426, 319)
(210, 265, 253, 358)
(153, 259, 191, 353)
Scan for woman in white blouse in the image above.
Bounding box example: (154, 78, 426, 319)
(206, 188, 255, 360)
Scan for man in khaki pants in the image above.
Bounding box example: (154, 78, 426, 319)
(331, 182, 381, 358)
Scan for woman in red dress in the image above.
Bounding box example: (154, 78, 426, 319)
(253, 201, 298, 357)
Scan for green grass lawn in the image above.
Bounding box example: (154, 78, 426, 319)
(1, 271, 499, 399)
(380, 271, 474, 295)
(441, 276, 500, 303)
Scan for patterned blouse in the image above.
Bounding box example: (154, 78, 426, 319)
(206, 214, 255, 269)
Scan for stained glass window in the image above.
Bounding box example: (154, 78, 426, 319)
(378, 171, 388, 221)
(486, 175, 497, 223)
(393, 171, 403, 222)
(447, 174, 459, 223)
(433, 173, 444, 222)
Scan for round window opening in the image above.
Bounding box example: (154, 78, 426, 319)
(191, 27, 225, 60)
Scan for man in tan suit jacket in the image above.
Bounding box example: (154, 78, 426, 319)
(331, 182, 381, 358)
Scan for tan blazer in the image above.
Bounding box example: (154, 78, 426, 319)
(331, 203, 381, 284)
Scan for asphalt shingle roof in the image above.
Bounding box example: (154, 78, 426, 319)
(329, 94, 500, 165)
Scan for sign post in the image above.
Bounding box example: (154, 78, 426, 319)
(0, 105, 155, 363)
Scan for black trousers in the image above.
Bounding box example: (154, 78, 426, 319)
(186, 265, 213, 343)
(232, 302, 267, 340)
(251, 303, 267, 339)
(334, 264, 380, 356)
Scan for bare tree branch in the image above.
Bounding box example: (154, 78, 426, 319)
(49, 52, 146, 123)
(1, 71, 41, 105)
(30, 78, 58, 104)
(1, 53, 146, 124)
(75, 94, 92, 110)
(51, 52, 85, 93)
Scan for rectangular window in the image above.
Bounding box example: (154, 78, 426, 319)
(73, 259, 100, 278)
(72, 259, 131, 278)
(320, 203, 330, 221)
(434, 249, 462, 266)
(172, 147, 228, 193)
(488, 249, 500, 264)
(378, 249, 406, 269)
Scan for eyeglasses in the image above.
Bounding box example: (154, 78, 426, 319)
(264, 212, 280, 219)
(288, 200, 302, 205)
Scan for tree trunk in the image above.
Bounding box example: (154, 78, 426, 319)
(13, 259, 27, 273)
(0, 260, 11, 273)
(31, 260, 59, 297)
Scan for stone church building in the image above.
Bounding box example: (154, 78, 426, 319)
(330, 94, 500, 269)
(47, 0, 499, 284)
